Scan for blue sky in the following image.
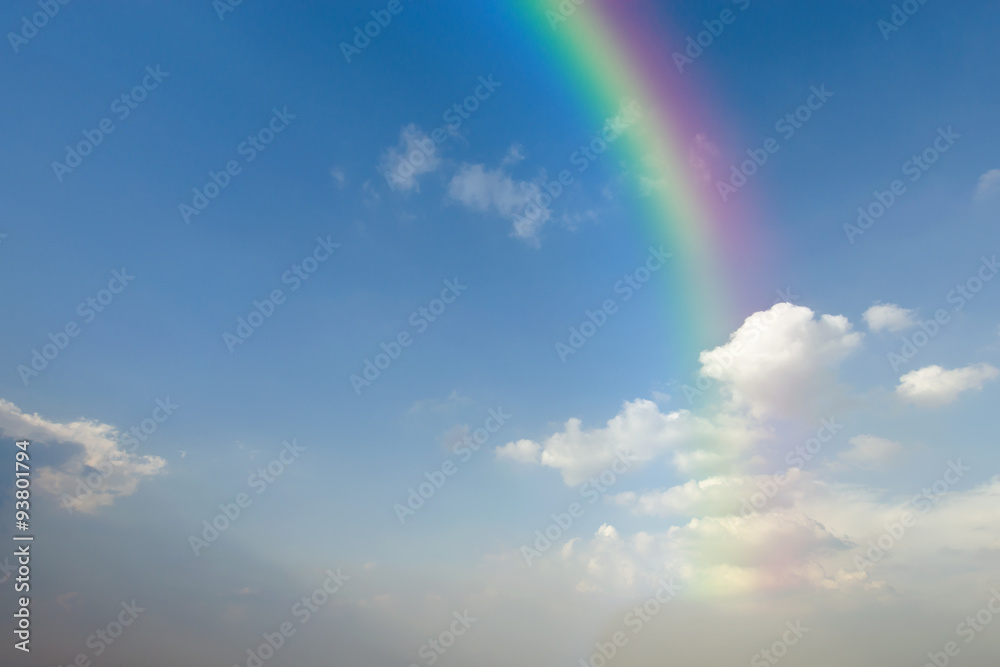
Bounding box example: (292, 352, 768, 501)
(1, 1, 1000, 665)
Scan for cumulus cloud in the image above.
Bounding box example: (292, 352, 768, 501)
(500, 304, 871, 490)
(611, 469, 806, 518)
(837, 435, 903, 469)
(975, 168, 1000, 201)
(862, 303, 917, 332)
(699, 303, 863, 418)
(559, 469, 1000, 601)
(565, 508, 855, 598)
(896, 363, 999, 405)
(493, 301, 1000, 608)
(0, 399, 166, 513)
(379, 124, 441, 192)
(494, 398, 677, 485)
(497, 399, 763, 486)
(495, 439, 541, 464)
(447, 161, 551, 245)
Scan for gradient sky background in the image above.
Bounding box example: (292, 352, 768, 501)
(1, 1, 999, 666)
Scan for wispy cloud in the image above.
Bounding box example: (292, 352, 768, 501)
(975, 168, 1000, 201)
(0, 399, 166, 513)
(447, 156, 552, 246)
(379, 124, 442, 192)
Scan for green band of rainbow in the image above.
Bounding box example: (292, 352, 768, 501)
(515, 0, 750, 354)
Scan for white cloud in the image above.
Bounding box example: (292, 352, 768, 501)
(0, 399, 166, 513)
(560, 209, 599, 232)
(496, 398, 679, 485)
(407, 391, 473, 415)
(494, 439, 541, 465)
(651, 390, 671, 404)
(379, 124, 441, 192)
(975, 168, 1000, 201)
(566, 508, 855, 597)
(330, 166, 346, 188)
(361, 179, 381, 204)
(496, 399, 761, 486)
(699, 303, 863, 418)
(896, 363, 999, 405)
(562, 470, 1000, 600)
(610, 470, 805, 518)
(500, 143, 525, 167)
(492, 301, 1000, 609)
(447, 163, 551, 245)
(863, 303, 918, 332)
(837, 435, 903, 469)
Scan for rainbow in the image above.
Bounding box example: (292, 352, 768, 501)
(513, 1, 776, 600)
(513, 0, 762, 354)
